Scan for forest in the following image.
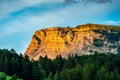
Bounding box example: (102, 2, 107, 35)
(0, 49, 120, 80)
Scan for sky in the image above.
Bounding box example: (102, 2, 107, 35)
(0, 0, 120, 53)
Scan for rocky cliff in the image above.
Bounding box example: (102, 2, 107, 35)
(24, 24, 120, 60)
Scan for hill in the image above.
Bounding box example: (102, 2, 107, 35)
(25, 24, 120, 60)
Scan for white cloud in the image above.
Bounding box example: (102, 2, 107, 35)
(0, 0, 64, 19)
(0, 0, 120, 53)
(105, 20, 120, 25)
(0, 0, 119, 38)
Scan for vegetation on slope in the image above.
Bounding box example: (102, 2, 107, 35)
(76, 24, 120, 43)
(93, 38, 104, 47)
(0, 49, 120, 80)
(0, 72, 22, 80)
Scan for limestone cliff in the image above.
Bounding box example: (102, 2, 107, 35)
(25, 24, 120, 60)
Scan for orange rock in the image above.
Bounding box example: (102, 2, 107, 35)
(24, 24, 120, 60)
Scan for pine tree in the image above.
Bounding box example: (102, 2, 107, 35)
(83, 63, 96, 80)
(60, 70, 70, 80)
(22, 60, 32, 80)
(95, 66, 108, 80)
(3, 57, 9, 73)
(48, 72, 53, 80)
(54, 71, 60, 80)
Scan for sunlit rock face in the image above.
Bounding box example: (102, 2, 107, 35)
(25, 24, 120, 60)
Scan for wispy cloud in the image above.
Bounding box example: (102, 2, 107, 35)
(0, 0, 64, 19)
(0, 0, 113, 19)
(0, 0, 118, 38)
(64, 0, 112, 4)
(105, 20, 120, 25)
(0, 0, 120, 53)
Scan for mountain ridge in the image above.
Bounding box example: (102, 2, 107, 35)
(24, 24, 120, 60)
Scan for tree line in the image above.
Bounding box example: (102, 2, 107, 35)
(0, 49, 120, 80)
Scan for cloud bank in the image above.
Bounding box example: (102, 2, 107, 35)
(0, 0, 119, 53)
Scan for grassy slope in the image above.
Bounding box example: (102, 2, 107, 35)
(0, 72, 23, 80)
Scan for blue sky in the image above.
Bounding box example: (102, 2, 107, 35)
(0, 0, 120, 53)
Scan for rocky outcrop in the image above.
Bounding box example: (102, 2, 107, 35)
(24, 24, 120, 60)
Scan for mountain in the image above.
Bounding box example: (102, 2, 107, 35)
(24, 24, 120, 60)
